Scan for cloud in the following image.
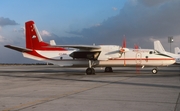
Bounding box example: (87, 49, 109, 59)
(0, 35, 5, 42)
(138, 0, 172, 6)
(112, 7, 118, 11)
(94, 23, 101, 27)
(128, 0, 138, 6)
(14, 27, 25, 34)
(0, 35, 13, 44)
(0, 17, 19, 27)
(66, 0, 180, 48)
(40, 30, 51, 37)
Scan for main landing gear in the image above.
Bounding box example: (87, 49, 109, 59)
(86, 60, 95, 75)
(86, 67, 113, 75)
(85, 60, 114, 75)
(86, 68, 95, 75)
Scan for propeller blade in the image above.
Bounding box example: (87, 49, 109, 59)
(136, 64, 140, 73)
(122, 36, 126, 48)
(134, 44, 139, 49)
(124, 53, 126, 66)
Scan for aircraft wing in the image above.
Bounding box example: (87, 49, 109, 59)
(4, 45, 32, 52)
(51, 45, 101, 50)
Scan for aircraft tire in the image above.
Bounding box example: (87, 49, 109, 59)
(105, 67, 113, 72)
(152, 68, 158, 74)
(92, 68, 95, 75)
(86, 68, 95, 75)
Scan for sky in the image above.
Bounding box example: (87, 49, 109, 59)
(0, 0, 180, 63)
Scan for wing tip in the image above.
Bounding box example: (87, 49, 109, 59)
(4, 45, 32, 52)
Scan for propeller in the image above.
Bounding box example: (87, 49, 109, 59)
(119, 37, 129, 66)
(134, 44, 141, 73)
(134, 44, 139, 49)
(136, 64, 140, 73)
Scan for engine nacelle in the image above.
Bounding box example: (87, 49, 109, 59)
(70, 51, 101, 60)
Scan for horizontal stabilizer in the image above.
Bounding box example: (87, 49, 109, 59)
(4, 45, 32, 52)
(50, 40, 56, 45)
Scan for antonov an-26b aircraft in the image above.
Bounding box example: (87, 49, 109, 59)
(5, 21, 175, 74)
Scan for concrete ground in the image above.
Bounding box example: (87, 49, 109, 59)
(0, 65, 179, 111)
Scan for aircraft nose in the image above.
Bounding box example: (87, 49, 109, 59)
(172, 58, 176, 64)
(176, 58, 180, 61)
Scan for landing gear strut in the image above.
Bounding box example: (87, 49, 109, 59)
(105, 67, 113, 72)
(86, 60, 95, 75)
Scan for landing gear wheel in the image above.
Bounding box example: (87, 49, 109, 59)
(152, 68, 158, 74)
(92, 68, 95, 75)
(86, 68, 95, 75)
(105, 67, 113, 72)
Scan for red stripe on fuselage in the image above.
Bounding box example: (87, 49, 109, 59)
(109, 58, 175, 60)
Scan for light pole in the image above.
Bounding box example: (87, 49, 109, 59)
(168, 36, 173, 52)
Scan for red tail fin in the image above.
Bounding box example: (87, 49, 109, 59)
(25, 21, 49, 50)
(25, 21, 66, 51)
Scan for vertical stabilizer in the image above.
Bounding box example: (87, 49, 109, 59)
(175, 47, 180, 54)
(25, 21, 49, 50)
(154, 40, 166, 53)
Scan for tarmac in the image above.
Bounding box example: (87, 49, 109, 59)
(0, 65, 179, 111)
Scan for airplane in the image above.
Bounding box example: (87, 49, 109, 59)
(154, 40, 180, 64)
(175, 47, 180, 55)
(4, 21, 175, 74)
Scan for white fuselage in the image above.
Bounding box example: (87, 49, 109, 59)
(22, 45, 175, 67)
(159, 51, 180, 64)
(154, 40, 180, 64)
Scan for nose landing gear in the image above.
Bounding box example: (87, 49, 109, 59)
(105, 67, 113, 72)
(152, 68, 158, 74)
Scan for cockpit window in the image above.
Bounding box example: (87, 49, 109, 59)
(149, 51, 153, 54)
(152, 50, 173, 58)
(154, 50, 160, 54)
(149, 50, 160, 54)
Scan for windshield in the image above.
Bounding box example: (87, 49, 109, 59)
(149, 50, 173, 58)
(149, 50, 160, 55)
